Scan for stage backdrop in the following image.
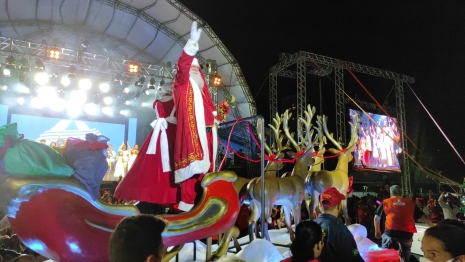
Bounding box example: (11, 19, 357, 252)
(10, 114, 136, 148)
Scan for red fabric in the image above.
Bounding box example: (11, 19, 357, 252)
(0, 135, 13, 158)
(179, 131, 214, 205)
(172, 51, 216, 173)
(347, 176, 354, 194)
(237, 204, 250, 229)
(383, 197, 417, 233)
(320, 187, 346, 207)
(114, 99, 180, 204)
(180, 173, 204, 205)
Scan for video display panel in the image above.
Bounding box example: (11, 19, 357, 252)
(349, 109, 402, 173)
(11, 114, 129, 147)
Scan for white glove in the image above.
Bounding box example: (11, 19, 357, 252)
(190, 21, 202, 43)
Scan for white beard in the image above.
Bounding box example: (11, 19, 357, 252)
(190, 71, 204, 89)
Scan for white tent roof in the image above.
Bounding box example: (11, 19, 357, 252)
(0, 0, 256, 120)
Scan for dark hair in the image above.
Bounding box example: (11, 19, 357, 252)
(424, 224, 465, 258)
(109, 215, 167, 262)
(290, 220, 323, 262)
(437, 219, 465, 231)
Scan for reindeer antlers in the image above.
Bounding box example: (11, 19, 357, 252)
(283, 105, 316, 152)
(321, 113, 359, 151)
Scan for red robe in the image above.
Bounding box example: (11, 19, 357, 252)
(172, 50, 217, 183)
(114, 98, 180, 204)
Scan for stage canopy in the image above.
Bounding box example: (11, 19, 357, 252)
(0, 0, 256, 121)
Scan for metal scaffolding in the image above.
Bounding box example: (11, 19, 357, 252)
(269, 50, 415, 195)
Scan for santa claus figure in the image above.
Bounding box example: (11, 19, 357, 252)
(173, 21, 217, 211)
(114, 83, 180, 207)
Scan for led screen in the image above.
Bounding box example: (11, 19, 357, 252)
(349, 109, 402, 173)
(10, 114, 132, 148)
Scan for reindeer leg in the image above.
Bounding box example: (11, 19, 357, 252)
(282, 204, 294, 242)
(310, 191, 320, 220)
(248, 200, 260, 241)
(342, 199, 351, 225)
(263, 205, 272, 241)
(291, 202, 302, 241)
(161, 244, 184, 262)
(210, 226, 240, 261)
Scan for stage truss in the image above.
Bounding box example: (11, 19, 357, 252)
(269, 51, 415, 195)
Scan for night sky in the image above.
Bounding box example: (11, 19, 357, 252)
(178, 0, 465, 183)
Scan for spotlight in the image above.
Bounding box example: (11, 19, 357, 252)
(17, 85, 30, 93)
(78, 79, 92, 91)
(3, 69, 11, 76)
(35, 58, 45, 71)
(19, 57, 29, 72)
(84, 103, 99, 115)
(123, 87, 130, 93)
(16, 97, 25, 105)
(159, 79, 165, 89)
(68, 65, 77, 79)
(69, 90, 87, 104)
(102, 106, 113, 116)
(212, 75, 222, 87)
(144, 89, 150, 96)
(103, 97, 113, 105)
(61, 77, 71, 87)
(31, 97, 45, 109)
(67, 103, 82, 117)
(5, 55, 15, 70)
(127, 62, 139, 74)
(82, 40, 90, 49)
(99, 83, 110, 93)
(2, 85, 8, 91)
(34, 72, 49, 86)
(49, 48, 60, 59)
(148, 77, 156, 89)
(135, 75, 145, 87)
(125, 100, 130, 105)
(49, 98, 66, 111)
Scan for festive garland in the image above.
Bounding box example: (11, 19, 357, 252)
(216, 94, 236, 123)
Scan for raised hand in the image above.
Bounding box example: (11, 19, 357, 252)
(190, 21, 202, 43)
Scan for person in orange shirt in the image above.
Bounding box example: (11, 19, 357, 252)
(374, 185, 433, 262)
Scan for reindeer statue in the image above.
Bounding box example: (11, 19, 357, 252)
(247, 106, 316, 241)
(305, 113, 359, 224)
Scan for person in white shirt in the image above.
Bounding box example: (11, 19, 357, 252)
(438, 191, 461, 220)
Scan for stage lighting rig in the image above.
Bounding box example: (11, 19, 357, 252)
(68, 65, 77, 79)
(35, 58, 45, 72)
(127, 62, 139, 74)
(135, 75, 146, 88)
(212, 75, 222, 87)
(158, 79, 165, 90)
(49, 48, 61, 59)
(148, 76, 156, 89)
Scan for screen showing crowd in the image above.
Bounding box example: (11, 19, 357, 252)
(350, 109, 402, 173)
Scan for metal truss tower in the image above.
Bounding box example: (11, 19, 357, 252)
(395, 80, 411, 196)
(269, 51, 415, 195)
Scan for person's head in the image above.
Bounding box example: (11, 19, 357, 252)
(122, 144, 127, 150)
(437, 219, 465, 231)
(318, 187, 346, 216)
(108, 144, 113, 150)
(109, 215, 167, 262)
(389, 185, 402, 197)
(290, 220, 325, 261)
(118, 151, 123, 156)
(190, 58, 201, 74)
(40, 139, 46, 144)
(134, 144, 139, 150)
(50, 141, 56, 147)
(421, 224, 465, 262)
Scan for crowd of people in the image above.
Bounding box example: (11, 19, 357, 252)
(105, 142, 139, 180)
